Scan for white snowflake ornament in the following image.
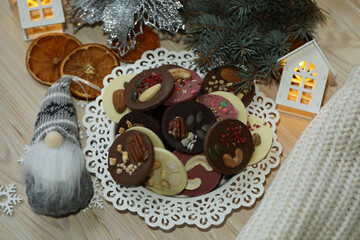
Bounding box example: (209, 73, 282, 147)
(0, 184, 23, 215)
(17, 157, 24, 165)
(76, 100, 88, 109)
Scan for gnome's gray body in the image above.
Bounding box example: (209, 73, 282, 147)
(26, 171, 93, 217)
(25, 76, 93, 217)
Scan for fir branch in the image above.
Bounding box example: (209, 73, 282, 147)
(232, 64, 257, 94)
(228, 28, 260, 64)
(263, 30, 291, 57)
(255, 54, 283, 81)
(182, 0, 327, 89)
(288, 24, 314, 41)
(180, 0, 228, 18)
(230, 0, 269, 21)
(185, 14, 228, 47)
(192, 30, 232, 71)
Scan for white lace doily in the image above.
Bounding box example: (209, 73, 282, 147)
(82, 48, 282, 230)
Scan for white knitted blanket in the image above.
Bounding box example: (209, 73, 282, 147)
(237, 65, 360, 240)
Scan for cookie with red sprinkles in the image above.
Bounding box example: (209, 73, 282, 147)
(124, 68, 175, 111)
(204, 119, 254, 175)
(163, 67, 202, 106)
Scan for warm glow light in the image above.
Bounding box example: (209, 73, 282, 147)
(300, 92, 312, 105)
(287, 88, 299, 102)
(41, 0, 51, 6)
(27, 0, 38, 8)
(27, 0, 52, 8)
(308, 62, 316, 72)
(43, 7, 54, 19)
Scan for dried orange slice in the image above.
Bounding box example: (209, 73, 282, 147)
(113, 25, 160, 63)
(60, 44, 119, 99)
(26, 33, 82, 85)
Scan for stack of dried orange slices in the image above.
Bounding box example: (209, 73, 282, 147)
(26, 33, 120, 99)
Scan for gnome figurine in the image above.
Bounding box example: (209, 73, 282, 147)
(23, 75, 94, 217)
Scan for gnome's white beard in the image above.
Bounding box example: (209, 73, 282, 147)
(24, 139, 86, 204)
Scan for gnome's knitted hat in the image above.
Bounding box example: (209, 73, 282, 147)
(31, 75, 79, 146)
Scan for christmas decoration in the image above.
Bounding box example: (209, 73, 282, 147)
(67, 0, 183, 56)
(0, 184, 23, 215)
(23, 75, 100, 217)
(276, 40, 336, 117)
(82, 178, 104, 212)
(17, 0, 65, 40)
(182, 0, 327, 93)
(76, 100, 88, 109)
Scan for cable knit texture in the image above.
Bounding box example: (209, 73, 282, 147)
(237, 65, 360, 240)
(31, 75, 79, 146)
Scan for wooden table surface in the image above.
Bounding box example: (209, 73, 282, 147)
(1, 1, 359, 239)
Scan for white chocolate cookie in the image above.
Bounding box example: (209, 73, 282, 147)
(247, 115, 273, 165)
(146, 148, 187, 196)
(102, 74, 135, 123)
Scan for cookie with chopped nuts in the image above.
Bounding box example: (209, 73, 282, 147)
(204, 119, 254, 175)
(116, 111, 163, 140)
(202, 65, 255, 107)
(162, 101, 217, 155)
(108, 130, 155, 186)
(173, 151, 221, 197)
(145, 148, 187, 196)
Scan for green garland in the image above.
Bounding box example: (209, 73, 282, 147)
(180, 0, 327, 93)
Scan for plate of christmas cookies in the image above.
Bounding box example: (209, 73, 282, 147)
(83, 48, 282, 230)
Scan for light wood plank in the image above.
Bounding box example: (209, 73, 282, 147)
(1, 1, 359, 239)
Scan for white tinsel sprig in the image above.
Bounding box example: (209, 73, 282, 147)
(67, 0, 184, 56)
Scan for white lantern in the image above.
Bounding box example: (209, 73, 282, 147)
(17, 0, 65, 40)
(275, 40, 336, 118)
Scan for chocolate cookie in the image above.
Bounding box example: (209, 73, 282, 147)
(116, 111, 162, 140)
(156, 64, 182, 71)
(108, 130, 154, 186)
(197, 93, 237, 121)
(173, 151, 221, 197)
(163, 67, 202, 106)
(124, 68, 175, 111)
(162, 101, 217, 155)
(246, 115, 273, 165)
(210, 91, 248, 124)
(128, 126, 165, 149)
(204, 119, 254, 175)
(202, 65, 255, 107)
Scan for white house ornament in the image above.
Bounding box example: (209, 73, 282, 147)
(276, 40, 336, 118)
(23, 75, 94, 217)
(17, 0, 65, 40)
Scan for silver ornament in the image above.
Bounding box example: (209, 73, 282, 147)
(67, 0, 184, 56)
